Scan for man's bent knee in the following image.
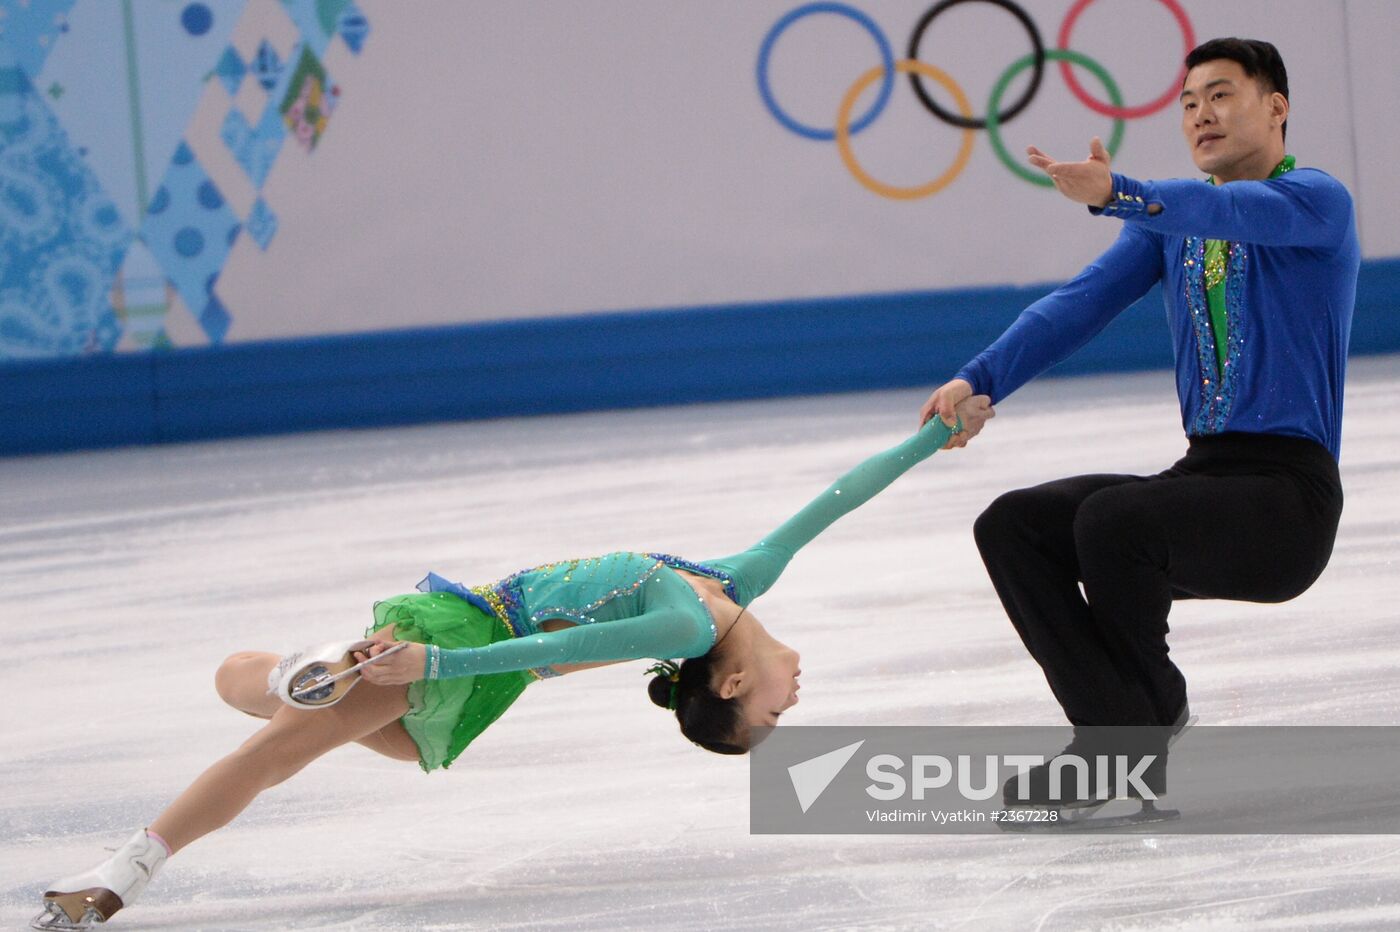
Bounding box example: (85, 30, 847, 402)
(1072, 487, 1152, 555)
(974, 488, 1039, 554)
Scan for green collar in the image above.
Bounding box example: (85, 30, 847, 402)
(1208, 154, 1295, 186)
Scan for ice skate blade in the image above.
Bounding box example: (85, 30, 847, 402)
(998, 800, 1181, 833)
(287, 660, 362, 707)
(31, 907, 95, 931)
(289, 641, 410, 706)
(1169, 715, 1198, 748)
(31, 887, 121, 930)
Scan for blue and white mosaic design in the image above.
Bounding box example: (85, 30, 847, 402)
(139, 140, 239, 338)
(280, 0, 350, 57)
(214, 45, 247, 96)
(0, 54, 130, 359)
(0, 0, 370, 362)
(246, 197, 278, 250)
(220, 101, 285, 189)
(251, 38, 283, 92)
(0, 0, 76, 82)
(338, 2, 369, 55)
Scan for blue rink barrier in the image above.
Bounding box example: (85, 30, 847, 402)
(3, 257, 1398, 455)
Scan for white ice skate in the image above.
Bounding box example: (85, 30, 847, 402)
(32, 829, 167, 930)
(268, 639, 410, 709)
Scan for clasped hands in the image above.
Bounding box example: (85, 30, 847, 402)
(920, 381, 993, 450)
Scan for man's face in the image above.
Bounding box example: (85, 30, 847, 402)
(1179, 59, 1286, 178)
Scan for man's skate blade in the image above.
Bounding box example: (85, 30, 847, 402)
(1169, 715, 1199, 748)
(998, 802, 1180, 833)
(1055, 804, 1181, 831)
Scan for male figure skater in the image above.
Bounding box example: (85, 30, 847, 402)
(922, 39, 1359, 784)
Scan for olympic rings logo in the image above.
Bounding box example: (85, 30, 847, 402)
(756, 0, 1196, 200)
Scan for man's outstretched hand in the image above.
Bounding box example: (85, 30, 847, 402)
(919, 378, 994, 450)
(1027, 136, 1114, 208)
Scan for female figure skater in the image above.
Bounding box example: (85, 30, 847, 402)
(33, 398, 990, 930)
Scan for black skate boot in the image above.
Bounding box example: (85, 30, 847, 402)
(999, 723, 1178, 831)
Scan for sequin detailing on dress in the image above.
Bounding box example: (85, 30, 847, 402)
(470, 581, 553, 679)
(647, 554, 739, 602)
(525, 556, 665, 626)
(487, 553, 670, 677)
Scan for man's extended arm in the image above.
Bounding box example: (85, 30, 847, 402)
(949, 224, 1164, 406)
(1029, 136, 1352, 249)
(1094, 170, 1352, 249)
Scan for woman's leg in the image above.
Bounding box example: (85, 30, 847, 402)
(216, 620, 419, 761)
(214, 650, 420, 762)
(213, 651, 283, 719)
(150, 674, 410, 854)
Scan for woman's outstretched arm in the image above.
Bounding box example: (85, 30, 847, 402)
(704, 403, 987, 605)
(357, 605, 715, 683)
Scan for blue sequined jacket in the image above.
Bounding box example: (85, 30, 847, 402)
(955, 166, 1359, 459)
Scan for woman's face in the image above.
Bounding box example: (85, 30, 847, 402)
(733, 640, 802, 731)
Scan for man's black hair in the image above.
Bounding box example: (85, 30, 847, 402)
(1184, 38, 1289, 140)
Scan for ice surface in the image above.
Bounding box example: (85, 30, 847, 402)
(2, 358, 1398, 931)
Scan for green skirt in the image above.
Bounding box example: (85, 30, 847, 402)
(368, 591, 533, 772)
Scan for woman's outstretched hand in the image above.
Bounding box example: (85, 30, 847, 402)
(919, 378, 995, 450)
(355, 641, 428, 685)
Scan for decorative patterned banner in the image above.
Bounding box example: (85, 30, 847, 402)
(0, 0, 369, 360)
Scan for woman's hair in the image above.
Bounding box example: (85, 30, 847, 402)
(647, 653, 747, 755)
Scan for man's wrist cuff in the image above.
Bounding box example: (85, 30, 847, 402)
(952, 369, 984, 399)
(1095, 173, 1154, 218)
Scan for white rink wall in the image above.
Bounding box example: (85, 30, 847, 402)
(189, 0, 1400, 337)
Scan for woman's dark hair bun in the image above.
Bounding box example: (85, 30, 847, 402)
(648, 674, 675, 709)
(644, 654, 747, 754)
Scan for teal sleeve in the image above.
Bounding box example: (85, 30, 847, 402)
(706, 418, 955, 604)
(427, 607, 713, 680)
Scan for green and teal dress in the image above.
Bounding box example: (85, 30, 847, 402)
(372, 417, 956, 771)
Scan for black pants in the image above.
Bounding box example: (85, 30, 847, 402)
(974, 432, 1343, 726)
